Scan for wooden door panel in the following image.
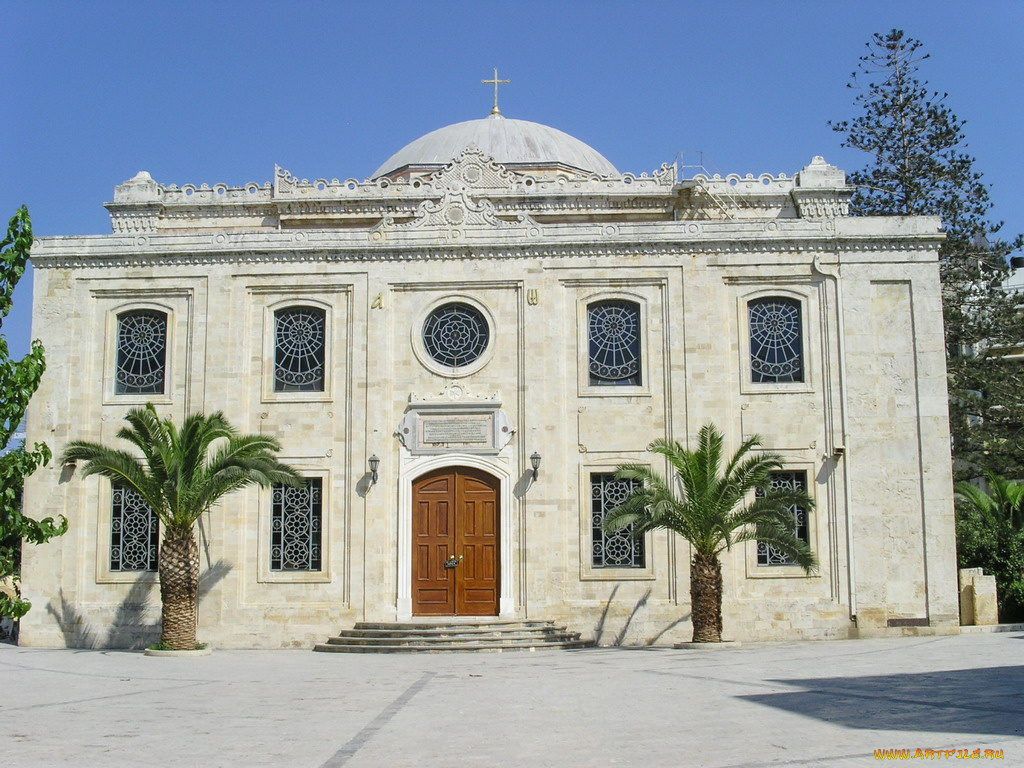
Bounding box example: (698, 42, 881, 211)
(412, 474, 455, 615)
(413, 467, 499, 617)
(456, 470, 499, 615)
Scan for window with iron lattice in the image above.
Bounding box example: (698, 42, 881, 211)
(115, 310, 167, 395)
(110, 484, 159, 572)
(422, 302, 490, 368)
(588, 301, 641, 386)
(748, 297, 803, 383)
(756, 471, 810, 566)
(590, 473, 645, 568)
(274, 307, 326, 392)
(271, 478, 323, 571)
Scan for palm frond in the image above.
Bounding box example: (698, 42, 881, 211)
(61, 441, 165, 516)
(117, 406, 172, 486)
(732, 522, 818, 572)
(606, 422, 817, 573)
(178, 411, 232, 489)
(956, 471, 1024, 531)
(65, 405, 301, 536)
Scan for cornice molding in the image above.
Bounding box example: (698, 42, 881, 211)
(32, 228, 942, 270)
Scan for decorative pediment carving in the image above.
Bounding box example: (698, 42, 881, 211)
(409, 383, 500, 405)
(425, 147, 520, 192)
(371, 187, 540, 234)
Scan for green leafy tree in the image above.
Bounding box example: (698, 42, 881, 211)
(62, 404, 300, 650)
(604, 423, 816, 643)
(1, 206, 67, 621)
(954, 472, 1024, 622)
(830, 29, 1024, 481)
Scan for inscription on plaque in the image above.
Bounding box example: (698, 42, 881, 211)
(422, 417, 491, 445)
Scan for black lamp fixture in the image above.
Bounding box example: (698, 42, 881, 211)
(530, 451, 542, 481)
(368, 454, 380, 485)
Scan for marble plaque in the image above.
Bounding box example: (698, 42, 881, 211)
(422, 416, 491, 445)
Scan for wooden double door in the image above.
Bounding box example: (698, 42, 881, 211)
(412, 467, 499, 616)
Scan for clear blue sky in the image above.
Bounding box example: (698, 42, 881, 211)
(3, 1, 1022, 359)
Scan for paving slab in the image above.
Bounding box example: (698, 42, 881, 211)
(1, 632, 1022, 767)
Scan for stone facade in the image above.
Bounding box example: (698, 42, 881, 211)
(19, 117, 959, 648)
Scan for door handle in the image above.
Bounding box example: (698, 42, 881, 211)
(443, 554, 464, 569)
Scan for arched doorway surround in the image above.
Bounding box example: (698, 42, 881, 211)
(397, 454, 514, 619)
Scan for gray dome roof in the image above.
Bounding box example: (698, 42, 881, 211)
(373, 114, 618, 177)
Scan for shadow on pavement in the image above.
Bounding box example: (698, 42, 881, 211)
(741, 663, 1024, 737)
(43, 559, 232, 649)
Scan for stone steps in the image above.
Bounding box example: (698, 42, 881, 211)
(313, 620, 594, 653)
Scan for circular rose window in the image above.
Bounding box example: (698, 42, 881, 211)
(422, 302, 490, 368)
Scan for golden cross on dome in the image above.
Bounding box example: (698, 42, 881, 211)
(482, 68, 510, 115)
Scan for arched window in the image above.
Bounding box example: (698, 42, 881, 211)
(274, 307, 326, 392)
(588, 300, 641, 386)
(748, 297, 803, 383)
(115, 310, 167, 395)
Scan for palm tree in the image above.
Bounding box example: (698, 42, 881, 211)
(955, 472, 1024, 531)
(954, 471, 1024, 621)
(62, 404, 300, 650)
(604, 423, 817, 643)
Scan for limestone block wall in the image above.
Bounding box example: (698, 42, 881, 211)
(842, 250, 958, 635)
(18, 212, 957, 648)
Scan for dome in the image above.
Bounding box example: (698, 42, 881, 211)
(373, 114, 619, 178)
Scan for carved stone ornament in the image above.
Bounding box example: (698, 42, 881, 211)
(426, 147, 520, 192)
(398, 385, 515, 455)
(371, 187, 540, 235)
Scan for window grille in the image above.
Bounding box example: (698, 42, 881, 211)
(110, 484, 159, 571)
(271, 478, 323, 571)
(274, 307, 326, 392)
(422, 302, 490, 368)
(588, 301, 641, 386)
(748, 298, 803, 383)
(115, 310, 167, 395)
(591, 473, 644, 568)
(756, 471, 809, 566)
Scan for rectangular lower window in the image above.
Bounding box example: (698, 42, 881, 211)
(590, 473, 644, 568)
(271, 478, 323, 571)
(756, 470, 809, 566)
(110, 484, 159, 571)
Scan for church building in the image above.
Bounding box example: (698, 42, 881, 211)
(20, 102, 959, 648)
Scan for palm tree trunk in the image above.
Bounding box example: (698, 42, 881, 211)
(690, 552, 723, 642)
(158, 530, 199, 650)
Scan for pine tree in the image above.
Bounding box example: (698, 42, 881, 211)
(831, 29, 1024, 481)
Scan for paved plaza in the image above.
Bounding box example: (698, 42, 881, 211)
(2, 632, 1022, 767)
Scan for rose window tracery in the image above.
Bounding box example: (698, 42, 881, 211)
(422, 302, 490, 368)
